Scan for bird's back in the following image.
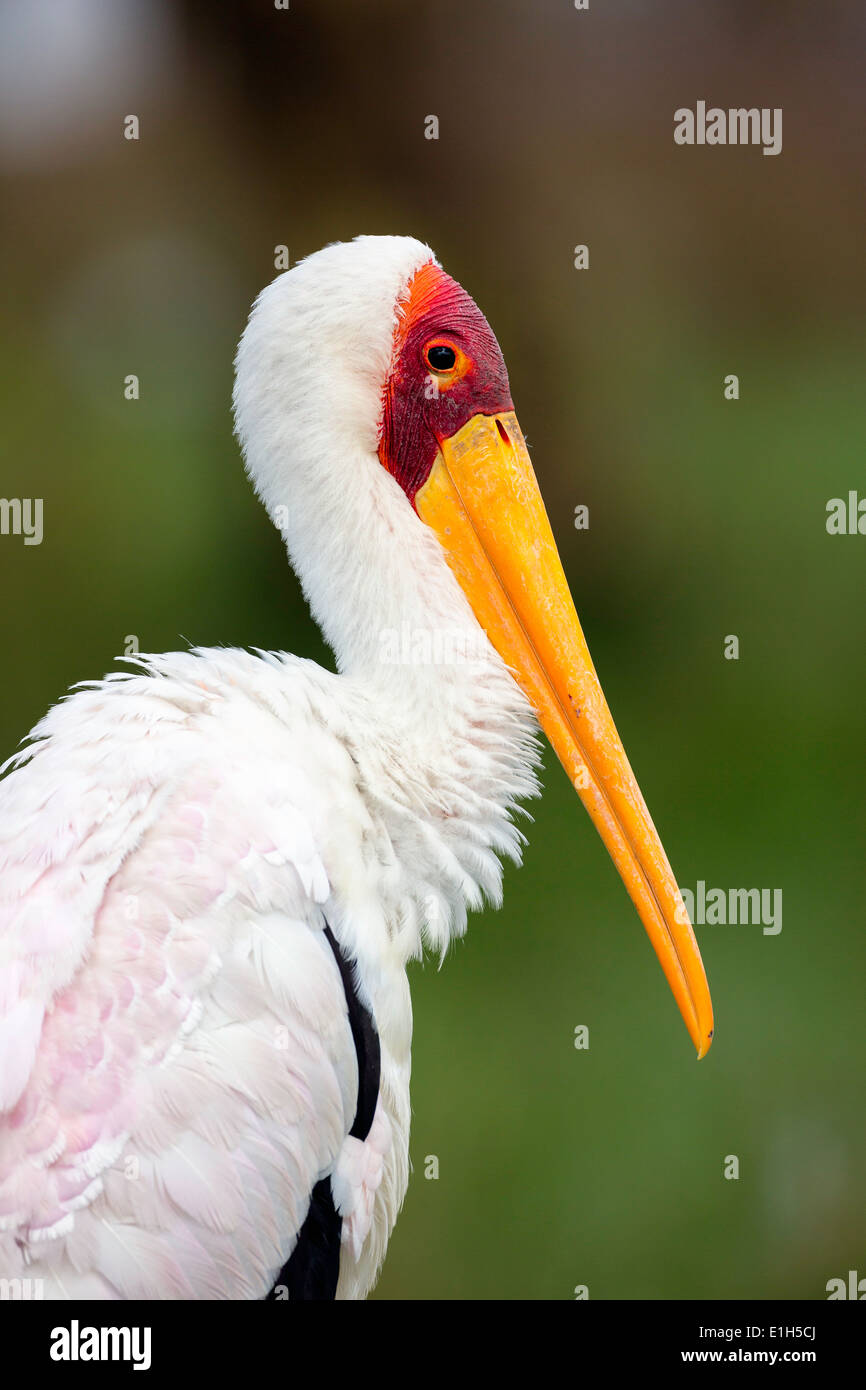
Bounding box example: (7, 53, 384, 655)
(0, 648, 407, 1299)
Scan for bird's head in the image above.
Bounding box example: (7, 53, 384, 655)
(233, 235, 713, 1058)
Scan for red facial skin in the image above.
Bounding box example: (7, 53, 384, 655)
(379, 261, 514, 504)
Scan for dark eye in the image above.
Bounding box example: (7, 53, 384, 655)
(425, 343, 457, 372)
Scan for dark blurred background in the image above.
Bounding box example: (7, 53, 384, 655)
(1, 0, 864, 1299)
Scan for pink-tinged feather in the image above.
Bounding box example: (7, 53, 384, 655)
(0, 643, 415, 1298)
(0, 995, 45, 1111)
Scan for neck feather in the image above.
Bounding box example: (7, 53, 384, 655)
(283, 445, 541, 956)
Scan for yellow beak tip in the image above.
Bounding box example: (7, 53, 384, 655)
(696, 1030, 714, 1061)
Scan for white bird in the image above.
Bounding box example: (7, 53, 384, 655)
(0, 236, 712, 1300)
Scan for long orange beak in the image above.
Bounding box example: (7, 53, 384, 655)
(415, 411, 713, 1058)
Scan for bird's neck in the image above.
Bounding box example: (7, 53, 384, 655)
(283, 449, 540, 957)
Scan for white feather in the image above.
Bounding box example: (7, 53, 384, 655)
(0, 237, 540, 1299)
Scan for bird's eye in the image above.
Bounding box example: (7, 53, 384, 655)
(425, 343, 457, 372)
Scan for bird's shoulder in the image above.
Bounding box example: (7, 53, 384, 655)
(0, 647, 392, 1296)
(0, 645, 354, 1094)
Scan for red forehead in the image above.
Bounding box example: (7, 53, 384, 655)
(379, 261, 513, 502)
(395, 261, 487, 348)
(397, 260, 452, 330)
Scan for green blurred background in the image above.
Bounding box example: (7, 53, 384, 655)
(1, 0, 864, 1299)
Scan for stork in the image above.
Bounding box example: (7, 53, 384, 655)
(0, 236, 712, 1300)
